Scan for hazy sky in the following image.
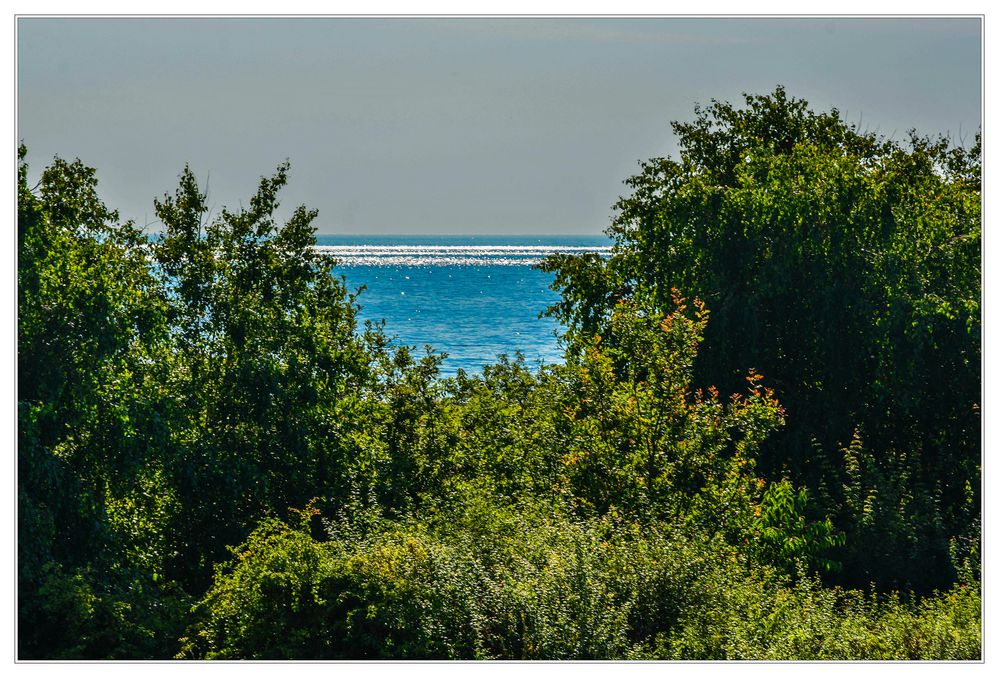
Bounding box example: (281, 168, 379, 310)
(17, 17, 982, 235)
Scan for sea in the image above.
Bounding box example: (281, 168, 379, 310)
(317, 235, 611, 376)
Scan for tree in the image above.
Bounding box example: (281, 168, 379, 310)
(149, 162, 384, 588)
(18, 150, 392, 656)
(542, 88, 980, 591)
(18, 145, 186, 657)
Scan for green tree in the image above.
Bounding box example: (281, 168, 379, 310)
(149, 162, 384, 589)
(18, 145, 187, 658)
(18, 150, 392, 656)
(542, 88, 980, 590)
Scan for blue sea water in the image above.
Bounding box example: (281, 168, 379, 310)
(317, 235, 611, 376)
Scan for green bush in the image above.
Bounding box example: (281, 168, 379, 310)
(186, 493, 979, 660)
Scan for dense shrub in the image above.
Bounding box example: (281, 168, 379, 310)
(183, 496, 979, 660)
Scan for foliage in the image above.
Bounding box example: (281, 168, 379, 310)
(661, 567, 979, 660)
(184, 498, 978, 660)
(18, 144, 185, 658)
(149, 163, 381, 586)
(751, 479, 844, 576)
(17, 88, 981, 661)
(542, 87, 980, 591)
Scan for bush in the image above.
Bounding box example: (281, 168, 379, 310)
(186, 494, 979, 660)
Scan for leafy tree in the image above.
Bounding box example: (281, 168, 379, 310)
(18, 145, 186, 657)
(18, 151, 392, 655)
(149, 162, 385, 588)
(542, 87, 980, 590)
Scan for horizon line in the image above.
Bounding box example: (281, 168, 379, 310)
(311, 232, 610, 236)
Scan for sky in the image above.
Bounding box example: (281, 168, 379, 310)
(16, 17, 982, 236)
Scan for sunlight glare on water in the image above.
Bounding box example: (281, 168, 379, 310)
(319, 235, 610, 376)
